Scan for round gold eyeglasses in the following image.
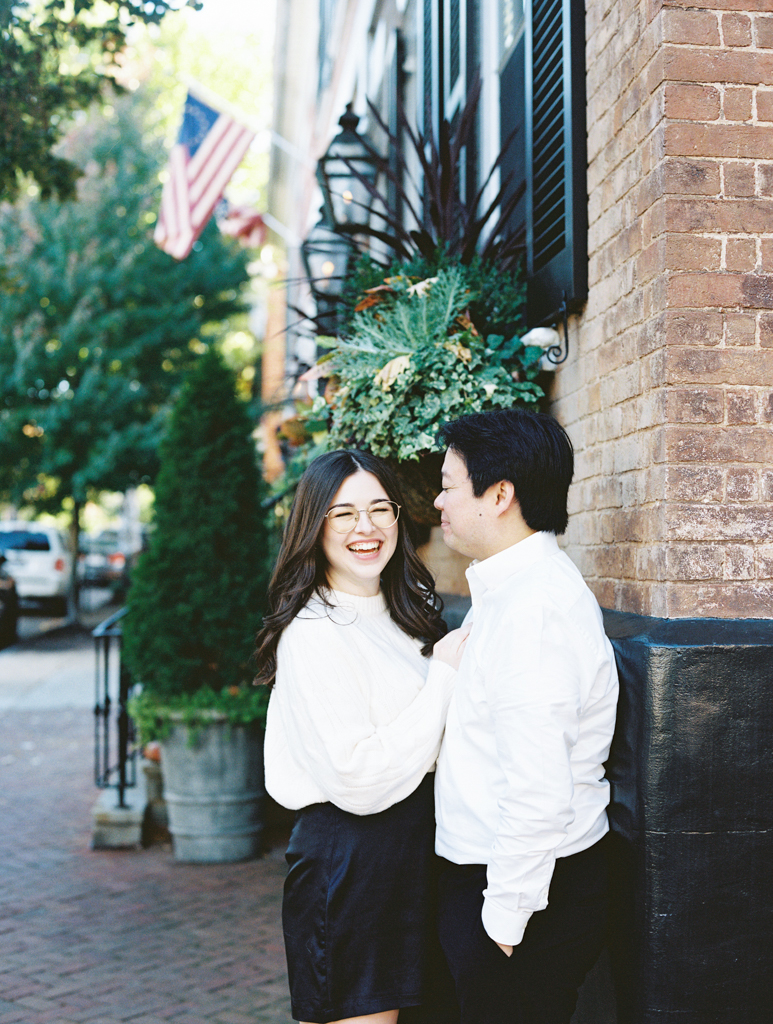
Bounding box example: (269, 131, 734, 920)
(324, 500, 401, 534)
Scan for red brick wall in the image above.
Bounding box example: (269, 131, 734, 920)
(555, 0, 773, 617)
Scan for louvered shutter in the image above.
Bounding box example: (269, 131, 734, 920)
(500, 23, 526, 242)
(419, 0, 440, 137)
(525, 0, 587, 323)
(444, 0, 466, 121)
(386, 31, 403, 223)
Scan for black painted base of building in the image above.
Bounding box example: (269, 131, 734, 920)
(602, 610, 773, 1024)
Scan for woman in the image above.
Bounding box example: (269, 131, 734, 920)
(255, 449, 467, 1024)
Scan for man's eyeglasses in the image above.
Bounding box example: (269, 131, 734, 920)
(324, 500, 401, 534)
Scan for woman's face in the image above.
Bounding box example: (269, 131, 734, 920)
(321, 470, 399, 597)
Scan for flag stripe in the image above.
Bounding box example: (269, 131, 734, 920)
(172, 146, 191, 237)
(188, 114, 234, 183)
(189, 121, 246, 206)
(154, 93, 255, 260)
(190, 127, 254, 222)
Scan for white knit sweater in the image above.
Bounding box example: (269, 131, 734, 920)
(264, 589, 457, 816)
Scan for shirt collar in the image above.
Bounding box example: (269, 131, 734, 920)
(466, 531, 560, 604)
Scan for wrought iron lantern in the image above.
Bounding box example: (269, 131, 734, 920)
(316, 104, 379, 231)
(300, 217, 353, 302)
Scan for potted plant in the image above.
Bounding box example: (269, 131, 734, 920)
(296, 261, 548, 524)
(284, 77, 557, 524)
(124, 347, 270, 863)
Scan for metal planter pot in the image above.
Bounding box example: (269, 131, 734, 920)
(160, 717, 265, 863)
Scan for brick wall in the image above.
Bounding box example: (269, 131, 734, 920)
(554, 0, 773, 618)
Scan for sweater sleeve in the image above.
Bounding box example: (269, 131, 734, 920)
(273, 615, 456, 815)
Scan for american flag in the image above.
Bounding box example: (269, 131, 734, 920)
(154, 91, 255, 260)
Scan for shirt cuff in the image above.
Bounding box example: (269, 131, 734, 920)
(481, 896, 532, 947)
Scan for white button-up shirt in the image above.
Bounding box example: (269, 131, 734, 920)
(435, 531, 619, 946)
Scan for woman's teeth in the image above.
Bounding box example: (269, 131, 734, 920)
(348, 541, 381, 552)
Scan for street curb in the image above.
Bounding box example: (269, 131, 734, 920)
(4, 604, 123, 653)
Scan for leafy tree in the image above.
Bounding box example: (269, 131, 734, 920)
(123, 346, 269, 712)
(0, 92, 251, 587)
(0, 0, 199, 203)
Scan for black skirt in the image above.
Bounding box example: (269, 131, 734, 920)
(282, 773, 458, 1024)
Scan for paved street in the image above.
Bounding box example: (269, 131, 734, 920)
(0, 621, 294, 1024)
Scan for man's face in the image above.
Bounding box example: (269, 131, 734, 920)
(434, 449, 490, 559)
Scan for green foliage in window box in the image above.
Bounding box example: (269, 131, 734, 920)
(122, 347, 270, 735)
(339, 248, 527, 342)
(319, 263, 544, 462)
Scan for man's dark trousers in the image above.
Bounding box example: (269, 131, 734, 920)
(437, 834, 610, 1024)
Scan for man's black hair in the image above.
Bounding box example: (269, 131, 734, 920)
(439, 408, 574, 534)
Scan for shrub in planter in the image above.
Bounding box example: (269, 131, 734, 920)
(124, 346, 270, 861)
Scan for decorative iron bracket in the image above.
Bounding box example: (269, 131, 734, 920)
(544, 292, 569, 366)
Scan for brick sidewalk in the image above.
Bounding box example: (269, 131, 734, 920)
(0, 706, 294, 1024)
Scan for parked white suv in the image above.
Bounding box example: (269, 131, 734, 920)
(0, 521, 73, 615)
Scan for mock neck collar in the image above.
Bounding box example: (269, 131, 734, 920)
(325, 588, 387, 617)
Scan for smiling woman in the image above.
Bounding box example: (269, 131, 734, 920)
(254, 450, 444, 684)
(253, 449, 467, 1024)
(321, 474, 399, 597)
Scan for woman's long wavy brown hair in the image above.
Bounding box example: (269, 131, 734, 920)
(254, 450, 447, 688)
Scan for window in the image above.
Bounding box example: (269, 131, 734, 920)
(419, 0, 440, 136)
(500, 0, 525, 64)
(318, 0, 341, 93)
(0, 531, 51, 552)
(418, 0, 587, 326)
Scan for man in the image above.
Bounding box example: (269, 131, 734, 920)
(433, 408, 619, 1024)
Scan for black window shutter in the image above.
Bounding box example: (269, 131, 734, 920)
(525, 0, 587, 324)
(500, 32, 527, 246)
(386, 31, 403, 224)
(449, 0, 461, 88)
(420, 0, 441, 137)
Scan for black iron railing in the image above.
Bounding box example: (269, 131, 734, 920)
(93, 607, 136, 808)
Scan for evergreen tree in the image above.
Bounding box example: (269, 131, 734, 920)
(122, 347, 269, 704)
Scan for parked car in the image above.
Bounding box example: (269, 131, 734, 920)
(0, 553, 19, 648)
(0, 521, 73, 616)
(78, 529, 140, 595)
